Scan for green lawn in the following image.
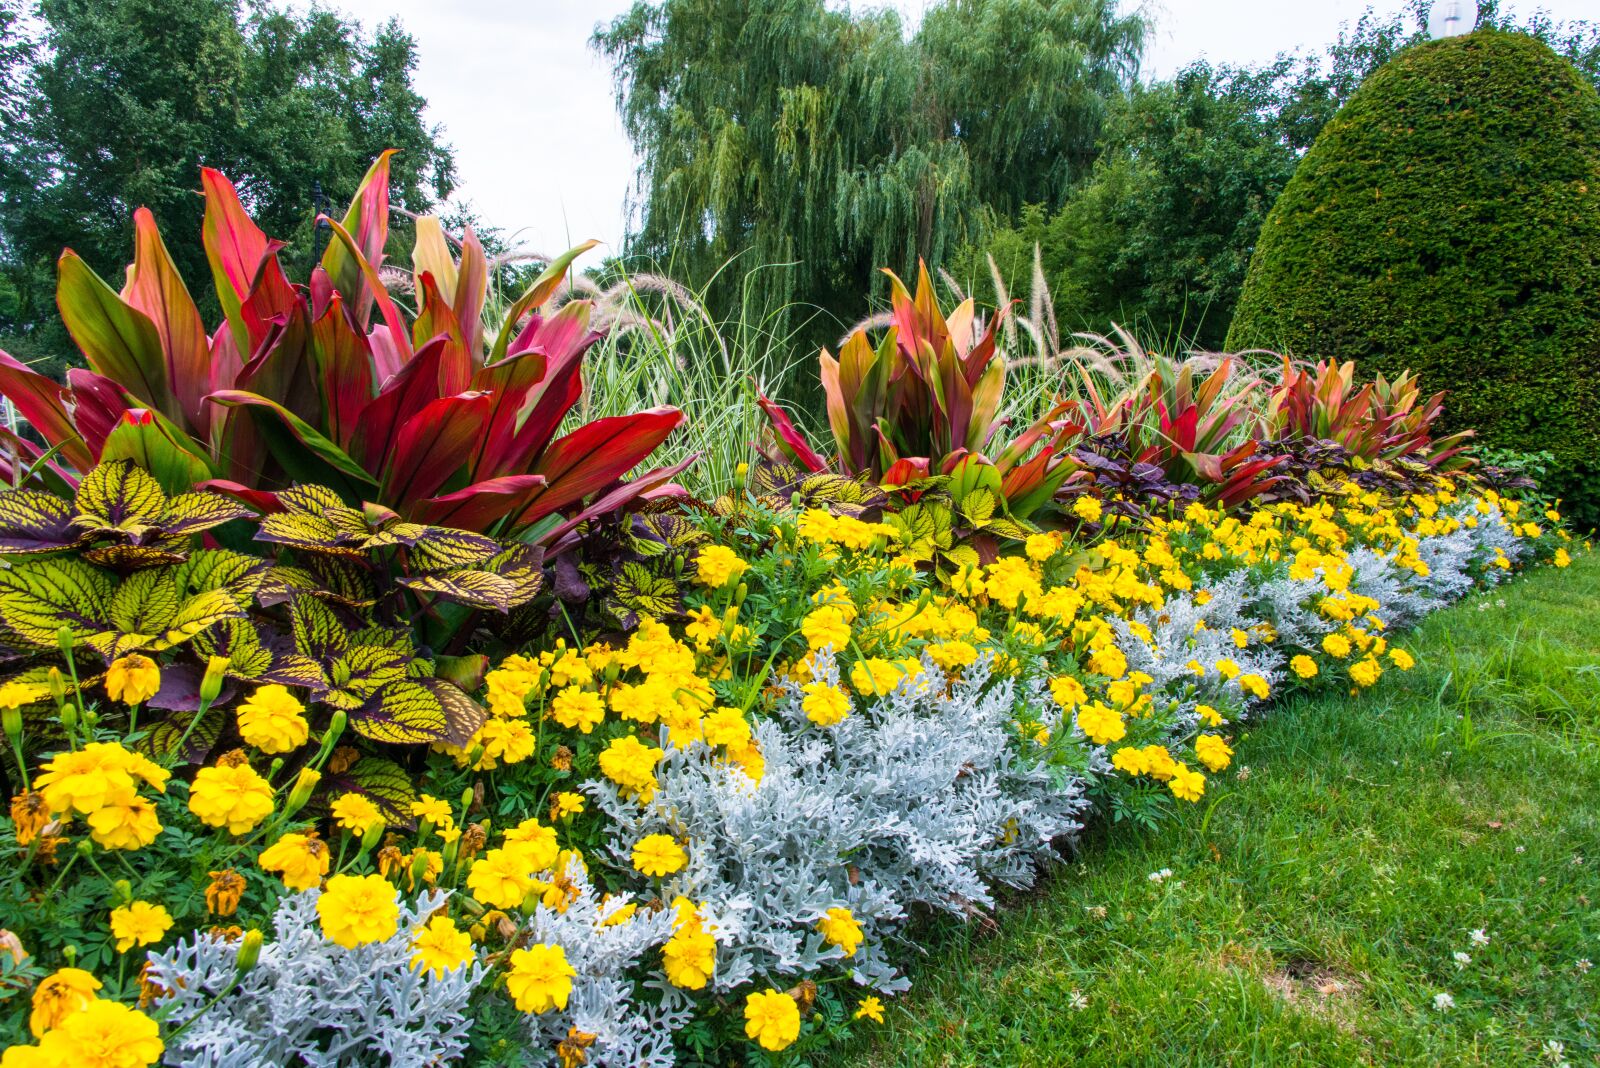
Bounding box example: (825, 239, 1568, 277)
(827, 553, 1600, 1067)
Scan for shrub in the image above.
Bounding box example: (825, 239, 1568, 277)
(1227, 29, 1600, 527)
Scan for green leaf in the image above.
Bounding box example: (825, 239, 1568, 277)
(349, 678, 451, 745)
(0, 557, 116, 648)
(98, 418, 214, 498)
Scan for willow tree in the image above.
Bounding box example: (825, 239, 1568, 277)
(592, 0, 1144, 330)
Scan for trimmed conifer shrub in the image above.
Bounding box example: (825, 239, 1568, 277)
(1227, 30, 1600, 524)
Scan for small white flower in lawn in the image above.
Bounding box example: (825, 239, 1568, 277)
(1433, 992, 1455, 1012)
(1577, 959, 1592, 974)
(1085, 905, 1108, 920)
(1572, 855, 1584, 866)
(1147, 868, 1173, 884)
(1453, 952, 1471, 968)
(1068, 990, 1089, 1012)
(1236, 766, 1251, 781)
(1515, 845, 1526, 854)
(1469, 928, 1490, 946)
(1541, 1040, 1566, 1063)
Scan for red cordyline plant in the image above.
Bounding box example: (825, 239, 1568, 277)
(758, 264, 1084, 522)
(0, 153, 688, 543)
(1260, 357, 1473, 469)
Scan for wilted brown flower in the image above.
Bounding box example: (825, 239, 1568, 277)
(459, 822, 489, 862)
(10, 791, 48, 846)
(557, 1026, 598, 1068)
(551, 745, 574, 771)
(215, 748, 249, 769)
(377, 844, 405, 879)
(206, 869, 246, 916)
(327, 746, 361, 775)
(136, 961, 172, 1008)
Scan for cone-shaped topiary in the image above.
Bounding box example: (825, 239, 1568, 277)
(1227, 29, 1600, 525)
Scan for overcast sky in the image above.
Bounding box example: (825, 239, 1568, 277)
(321, 0, 1600, 257)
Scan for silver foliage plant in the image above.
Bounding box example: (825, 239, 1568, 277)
(147, 889, 483, 1068)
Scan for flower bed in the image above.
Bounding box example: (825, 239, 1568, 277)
(0, 468, 1579, 1066)
(0, 157, 1588, 1066)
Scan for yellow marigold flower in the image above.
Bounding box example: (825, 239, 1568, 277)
(801, 606, 852, 652)
(702, 706, 753, 749)
(800, 681, 851, 727)
(1074, 702, 1126, 746)
(104, 653, 160, 706)
(29, 967, 101, 1036)
(549, 686, 605, 734)
(316, 873, 399, 949)
(1142, 745, 1178, 782)
(1231, 628, 1250, 649)
(632, 834, 687, 877)
(410, 915, 474, 978)
(109, 901, 172, 953)
(206, 869, 246, 916)
(1290, 654, 1318, 679)
(14, 997, 164, 1065)
(728, 739, 766, 782)
(410, 794, 453, 826)
(1071, 496, 1103, 523)
(744, 989, 801, 1051)
(597, 735, 663, 798)
(35, 741, 163, 816)
(1322, 633, 1352, 658)
(1024, 532, 1061, 562)
(1195, 704, 1224, 727)
(694, 545, 748, 589)
(1049, 675, 1088, 710)
(549, 791, 586, 820)
(0, 680, 45, 709)
(506, 943, 577, 1014)
(259, 831, 330, 891)
(1168, 763, 1206, 802)
(1388, 647, 1416, 671)
(1087, 645, 1127, 679)
(1214, 658, 1241, 680)
(926, 640, 980, 671)
(1237, 673, 1270, 700)
(477, 717, 537, 766)
(467, 847, 538, 909)
(684, 604, 721, 648)
(1349, 657, 1383, 688)
(503, 819, 561, 870)
(330, 793, 385, 835)
(1111, 746, 1147, 777)
(86, 786, 162, 850)
(855, 995, 886, 1023)
(662, 925, 717, 990)
(818, 907, 864, 956)
(188, 763, 274, 835)
(235, 684, 309, 754)
(1553, 548, 1571, 567)
(1195, 734, 1233, 773)
(948, 564, 986, 598)
(849, 658, 906, 696)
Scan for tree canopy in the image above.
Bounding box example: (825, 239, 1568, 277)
(955, 0, 1600, 350)
(0, 0, 456, 365)
(592, 0, 1144, 328)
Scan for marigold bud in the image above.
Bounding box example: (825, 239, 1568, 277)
(199, 655, 229, 705)
(47, 667, 65, 706)
(1, 705, 21, 746)
(235, 929, 263, 974)
(56, 626, 74, 658)
(59, 702, 78, 732)
(282, 767, 321, 818)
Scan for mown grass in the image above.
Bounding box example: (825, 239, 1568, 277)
(824, 552, 1600, 1067)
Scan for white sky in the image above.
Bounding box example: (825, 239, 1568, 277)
(321, 0, 1600, 257)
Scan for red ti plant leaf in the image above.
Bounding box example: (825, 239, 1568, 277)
(201, 167, 295, 355)
(465, 347, 548, 482)
(56, 250, 178, 424)
(381, 392, 494, 511)
(64, 369, 134, 459)
(235, 299, 317, 424)
(754, 389, 828, 473)
(122, 208, 212, 436)
(354, 336, 449, 479)
(308, 294, 375, 451)
(542, 453, 698, 554)
(195, 480, 285, 515)
(0, 351, 95, 471)
(417, 474, 547, 531)
(321, 215, 410, 362)
(487, 240, 600, 364)
(207, 391, 375, 493)
(514, 408, 685, 526)
(412, 272, 471, 395)
(320, 150, 395, 329)
(453, 227, 488, 357)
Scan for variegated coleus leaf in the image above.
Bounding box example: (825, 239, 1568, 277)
(395, 543, 544, 612)
(319, 754, 417, 826)
(349, 677, 484, 747)
(191, 619, 323, 688)
(0, 490, 87, 555)
(70, 460, 251, 548)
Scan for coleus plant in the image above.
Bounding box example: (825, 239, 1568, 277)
(0, 153, 688, 543)
(0, 462, 544, 763)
